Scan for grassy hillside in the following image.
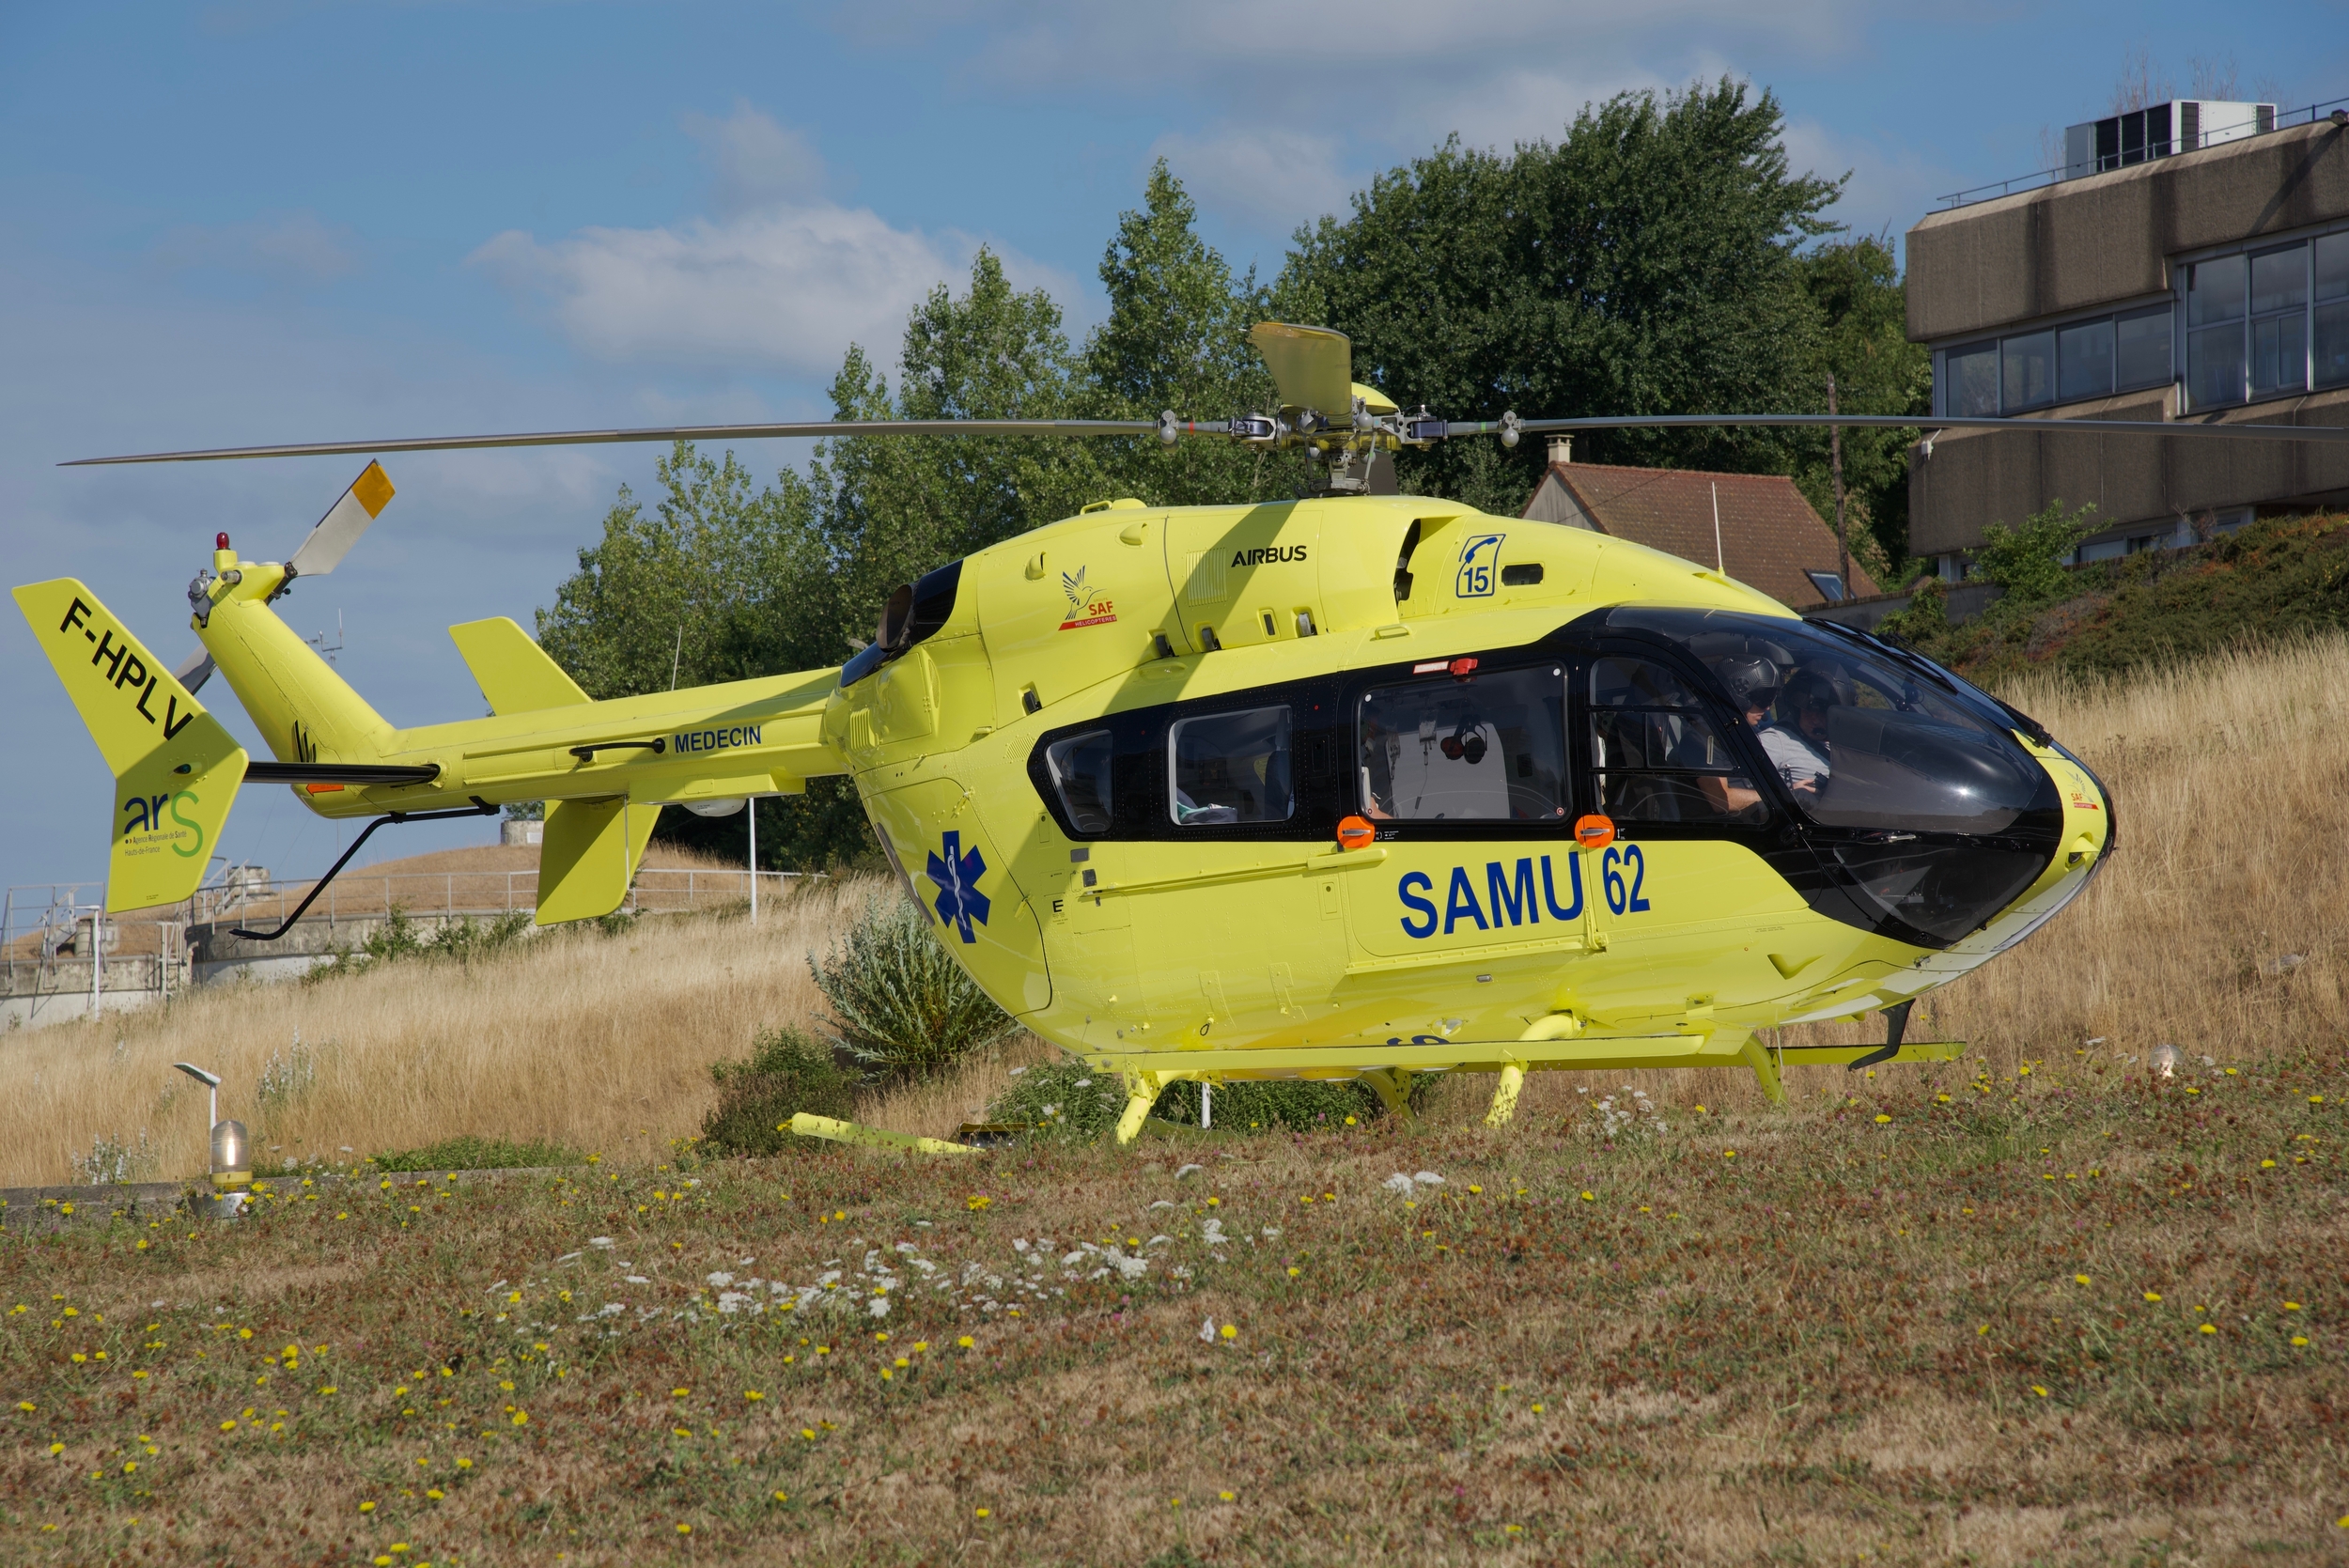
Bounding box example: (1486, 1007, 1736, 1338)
(1890, 511, 2349, 683)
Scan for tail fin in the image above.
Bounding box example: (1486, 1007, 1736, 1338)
(449, 617, 591, 714)
(536, 798, 662, 924)
(14, 579, 245, 911)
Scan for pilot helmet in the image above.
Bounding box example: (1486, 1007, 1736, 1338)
(1717, 657, 1778, 708)
(1781, 669, 1843, 713)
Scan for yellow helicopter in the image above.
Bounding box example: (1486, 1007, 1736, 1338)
(23, 323, 2346, 1139)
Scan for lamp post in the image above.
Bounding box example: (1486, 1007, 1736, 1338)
(175, 1063, 249, 1215)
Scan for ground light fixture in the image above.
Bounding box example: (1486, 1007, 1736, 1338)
(174, 1062, 249, 1215)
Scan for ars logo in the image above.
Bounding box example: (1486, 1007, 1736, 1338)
(1056, 567, 1116, 630)
(926, 831, 991, 943)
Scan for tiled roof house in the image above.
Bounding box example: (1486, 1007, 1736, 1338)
(1520, 438, 1879, 611)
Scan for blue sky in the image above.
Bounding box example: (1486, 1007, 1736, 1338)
(4, 1, 2341, 895)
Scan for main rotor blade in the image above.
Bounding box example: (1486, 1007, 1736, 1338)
(1515, 412, 2349, 444)
(286, 460, 395, 578)
(64, 418, 1161, 465)
(1249, 323, 1355, 416)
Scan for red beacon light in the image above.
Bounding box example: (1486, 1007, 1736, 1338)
(215, 532, 230, 550)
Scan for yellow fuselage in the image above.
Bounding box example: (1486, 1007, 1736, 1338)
(186, 494, 2108, 1101)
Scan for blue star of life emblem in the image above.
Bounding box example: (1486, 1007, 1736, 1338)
(926, 831, 990, 943)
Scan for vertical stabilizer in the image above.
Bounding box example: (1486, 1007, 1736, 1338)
(13, 579, 246, 911)
(536, 798, 660, 924)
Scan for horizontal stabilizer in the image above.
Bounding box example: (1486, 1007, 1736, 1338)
(449, 616, 591, 715)
(12, 578, 246, 911)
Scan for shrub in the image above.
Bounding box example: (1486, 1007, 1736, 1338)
(984, 1058, 1128, 1140)
(1150, 1077, 1405, 1131)
(810, 894, 1014, 1082)
(699, 1026, 861, 1158)
(70, 1130, 157, 1185)
(306, 907, 535, 982)
(370, 1135, 580, 1172)
(256, 1033, 319, 1121)
(983, 1060, 1427, 1141)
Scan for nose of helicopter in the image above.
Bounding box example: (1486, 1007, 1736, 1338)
(1963, 737, 2115, 961)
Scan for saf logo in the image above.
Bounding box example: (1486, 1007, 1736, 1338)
(1056, 567, 1116, 630)
(926, 831, 991, 943)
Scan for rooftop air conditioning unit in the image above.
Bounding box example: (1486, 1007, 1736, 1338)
(2062, 100, 2275, 180)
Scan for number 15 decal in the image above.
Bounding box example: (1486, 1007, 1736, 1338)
(1455, 534, 1502, 598)
(1600, 844, 1651, 915)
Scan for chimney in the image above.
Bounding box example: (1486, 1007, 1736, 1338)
(1546, 434, 1573, 467)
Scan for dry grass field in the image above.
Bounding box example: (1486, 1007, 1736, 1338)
(10, 633, 2349, 1183)
(3, 638, 2348, 1562)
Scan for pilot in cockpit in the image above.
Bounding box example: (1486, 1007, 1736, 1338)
(1756, 669, 1838, 800)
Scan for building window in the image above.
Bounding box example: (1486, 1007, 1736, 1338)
(1945, 342, 1999, 415)
(2001, 330, 2056, 411)
(1939, 303, 2173, 417)
(2116, 304, 2173, 390)
(2314, 232, 2349, 389)
(1804, 570, 1848, 603)
(2186, 254, 2248, 409)
(2250, 244, 2309, 396)
(2057, 318, 2115, 401)
(2179, 227, 2349, 410)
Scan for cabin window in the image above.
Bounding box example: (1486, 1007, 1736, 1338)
(1601, 606, 2051, 836)
(1587, 656, 1765, 825)
(1358, 666, 1568, 822)
(1044, 729, 1114, 835)
(1169, 706, 1293, 826)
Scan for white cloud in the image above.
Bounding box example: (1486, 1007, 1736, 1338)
(470, 206, 958, 373)
(1148, 125, 1352, 232)
(684, 101, 828, 213)
(471, 105, 1091, 372)
(152, 212, 360, 284)
(844, 1, 1881, 238)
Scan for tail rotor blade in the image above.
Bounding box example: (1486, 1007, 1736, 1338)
(171, 645, 215, 696)
(286, 461, 395, 580)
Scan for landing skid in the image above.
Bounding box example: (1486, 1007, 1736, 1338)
(1096, 1031, 1969, 1143)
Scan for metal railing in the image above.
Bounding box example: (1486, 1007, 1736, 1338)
(1937, 95, 2349, 210)
(1, 882, 186, 1006)
(183, 867, 808, 932)
(6, 866, 809, 1007)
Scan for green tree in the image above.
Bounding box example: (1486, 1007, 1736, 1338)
(536, 443, 872, 870)
(1976, 499, 2095, 614)
(1079, 161, 1300, 505)
(537, 442, 837, 698)
(810, 250, 1111, 627)
(1793, 235, 1931, 583)
(1281, 78, 1843, 516)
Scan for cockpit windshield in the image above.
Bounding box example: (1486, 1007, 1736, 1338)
(1602, 607, 2048, 836)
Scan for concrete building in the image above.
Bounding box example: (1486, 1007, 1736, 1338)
(1522, 436, 1879, 611)
(1905, 102, 2349, 578)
